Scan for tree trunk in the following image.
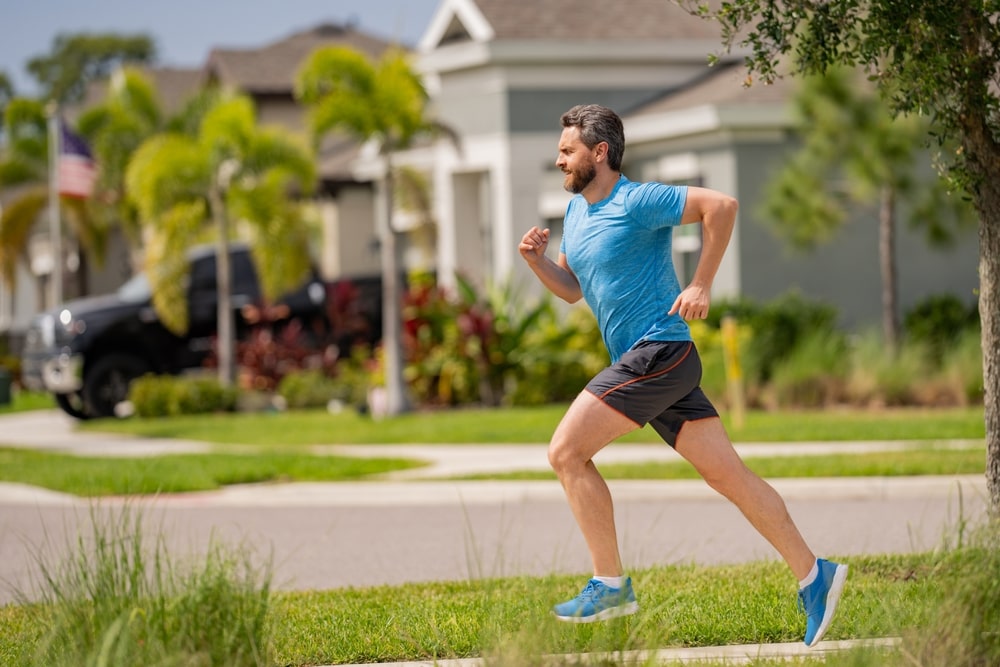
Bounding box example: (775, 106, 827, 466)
(379, 157, 411, 415)
(208, 184, 235, 387)
(979, 185, 1000, 516)
(879, 186, 900, 353)
(965, 133, 1000, 516)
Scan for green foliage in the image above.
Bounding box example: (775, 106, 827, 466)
(0, 70, 12, 116)
(506, 305, 607, 406)
(22, 506, 273, 666)
(401, 273, 607, 407)
(276, 369, 344, 410)
(295, 46, 429, 150)
(769, 328, 850, 408)
(711, 291, 840, 385)
(25, 33, 155, 105)
(0, 187, 47, 283)
(904, 293, 980, 358)
(124, 92, 316, 337)
(846, 331, 933, 407)
(939, 328, 984, 405)
(902, 521, 1000, 665)
(760, 65, 972, 250)
(1, 98, 46, 171)
(128, 373, 237, 417)
(75, 67, 164, 243)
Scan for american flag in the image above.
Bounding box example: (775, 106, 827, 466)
(57, 121, 96, 199)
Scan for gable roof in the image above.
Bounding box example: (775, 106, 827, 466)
(205, 22, 398, 94)
(628, 61, 795, 116)
(421, 0, 723, 49)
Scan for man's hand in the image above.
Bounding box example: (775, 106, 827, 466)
(669, 284, 711, 320)
(519, 226, 550, 264)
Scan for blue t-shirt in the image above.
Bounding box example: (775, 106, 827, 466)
(560, 175, 690, 362)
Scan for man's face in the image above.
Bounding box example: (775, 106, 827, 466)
(556, 126, 597, 194)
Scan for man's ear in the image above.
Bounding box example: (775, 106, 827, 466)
(594, 141, 609, 163)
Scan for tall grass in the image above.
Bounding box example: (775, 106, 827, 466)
(19, 505, 273, 666)
(899, 519, 1000, 666)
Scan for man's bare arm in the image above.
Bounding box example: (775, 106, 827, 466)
(670, 186, 738, 320)
(518, 226, 583, 303)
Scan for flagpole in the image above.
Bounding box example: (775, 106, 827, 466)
(46, 103, 62, 307)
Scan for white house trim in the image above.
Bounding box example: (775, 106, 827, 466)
(419, 0, 495, 52)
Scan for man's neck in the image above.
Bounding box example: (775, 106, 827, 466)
(582, 171, 622, 205)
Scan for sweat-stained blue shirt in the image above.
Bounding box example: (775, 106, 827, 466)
(560, 175, 690, 363)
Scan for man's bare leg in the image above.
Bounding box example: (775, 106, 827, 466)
(547, 391, 639, 576)
(674, 416, 816, 579)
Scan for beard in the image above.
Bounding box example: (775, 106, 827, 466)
(563, 161, 597, 194)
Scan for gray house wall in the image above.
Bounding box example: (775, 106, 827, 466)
(734, 139, 980, 329)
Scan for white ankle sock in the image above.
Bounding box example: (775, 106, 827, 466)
(594, 575, 625, 589)
(799, 561, 819, 589)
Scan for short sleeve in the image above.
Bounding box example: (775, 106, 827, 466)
(626, 183, 688, 230)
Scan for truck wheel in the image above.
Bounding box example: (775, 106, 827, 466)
(54, 392, 93, 420)
(82, 354, 149, 419)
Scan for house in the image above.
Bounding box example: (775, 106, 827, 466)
(403, 0, 980, 330)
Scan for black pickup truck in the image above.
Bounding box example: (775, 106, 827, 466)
(21, 243, 331, 419)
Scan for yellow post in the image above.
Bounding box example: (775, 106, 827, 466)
(721, 315, 745, 430)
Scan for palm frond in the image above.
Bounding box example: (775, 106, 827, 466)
(0, 186, 47, 284)
(143, 201, 208, 335)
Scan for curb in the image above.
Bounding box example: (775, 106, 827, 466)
(325, 638, 901, 666)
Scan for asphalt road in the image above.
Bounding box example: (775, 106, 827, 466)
(1, 475, 987, 605)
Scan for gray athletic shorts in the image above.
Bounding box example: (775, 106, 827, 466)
(585, 340, 719, 447)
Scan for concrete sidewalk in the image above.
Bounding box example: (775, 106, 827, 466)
(326, 638, 900, 667)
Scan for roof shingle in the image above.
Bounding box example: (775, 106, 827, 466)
(205, 23, 398, 93)
(471, 0, 723, 41)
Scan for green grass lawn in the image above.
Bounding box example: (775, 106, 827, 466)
(76, 404, 987, 445)
(0, 552, 970, 667)
(0, 390, 54, 414)
(0, 446, 424, 496)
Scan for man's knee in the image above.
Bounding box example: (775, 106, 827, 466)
(547, 438, 574, 473)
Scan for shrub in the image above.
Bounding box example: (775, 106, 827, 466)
(845, 331, 933, 407)
(402, 274, 608, 407)
(904, 293, 980, 362)
(277, 369, 345, 409)
(769, 328, 850, 408)
(689, 318, 734, 408)
(506, 305, 608, 406)
(712, 291, 840, 386)
(129, 374, 237, 417)
(935, 328, 984, 406)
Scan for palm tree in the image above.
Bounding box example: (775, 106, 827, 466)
(125, 93, 316, 385)
(295, 45, 440, 416)
(75, 67, 165, 249)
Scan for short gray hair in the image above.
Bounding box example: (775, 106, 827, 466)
(560, 104, 625, 171)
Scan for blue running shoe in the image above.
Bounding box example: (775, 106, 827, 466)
(552, 577, 638, 623)
(799, 559, 849, 647)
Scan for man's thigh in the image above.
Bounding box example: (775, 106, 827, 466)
(550, 390, 639, 463)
